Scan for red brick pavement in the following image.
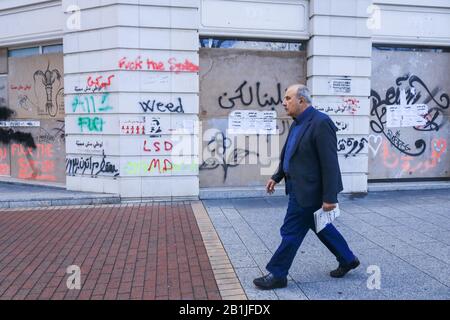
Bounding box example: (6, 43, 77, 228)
(0, 202, 222, 300)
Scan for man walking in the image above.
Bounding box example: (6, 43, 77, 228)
(253, 84, 360, 290)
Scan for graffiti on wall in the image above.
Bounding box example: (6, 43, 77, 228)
(369, 48, 450, 179)
(118, 56, 199, 73)
(66, 150, 119, 177)
(218, 81, 283, 109)
(200, 131, 258, 182)
(370, 73, 449, 157)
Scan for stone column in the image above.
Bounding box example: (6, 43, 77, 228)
(308, 0, 373, 193)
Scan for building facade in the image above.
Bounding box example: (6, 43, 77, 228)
(0, 0, 449, 199)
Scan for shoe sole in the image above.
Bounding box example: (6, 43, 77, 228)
(253, 282, 288, 290)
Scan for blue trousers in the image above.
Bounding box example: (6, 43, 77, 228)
(266, 181, 356, 278)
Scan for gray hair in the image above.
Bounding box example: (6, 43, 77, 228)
(296, 85, 312, 104)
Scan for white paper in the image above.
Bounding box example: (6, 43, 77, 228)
(314, 204, 341, 233)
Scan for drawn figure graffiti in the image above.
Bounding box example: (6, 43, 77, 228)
(200, 131, 259, 182)
(33, 62, 62, 117)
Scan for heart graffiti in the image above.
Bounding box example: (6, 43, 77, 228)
(368, 135, 382, 157)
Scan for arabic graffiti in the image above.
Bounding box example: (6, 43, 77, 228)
(139, 97, 184, 113)
(370, 73, 449, 156)
(75, 140, 104, 150)
(337, 137, 368, 158)
(87, 75, 114, 90)
(66, 150, 119, 177)
(200, 131, 258, 181)
(10, 84, 32, 91)
(334, 121, 349, 132)
(218, 81, 283, 109)
(33, 62, 62, 117)
(316, 97, 361, 115)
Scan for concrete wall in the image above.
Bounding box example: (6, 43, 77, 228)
(62, 0, 200, 198)
(0, 0, 64, 47)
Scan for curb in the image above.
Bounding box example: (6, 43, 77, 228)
(191, 201, 248, 300)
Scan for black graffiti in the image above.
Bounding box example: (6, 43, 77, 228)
(369, 73, 450, 156)
(139, 98, 184, 113)
(199, 131, 258, 182)
(337, 138, 368, 158)
(0, 107, 36, 149)
(335, 121, 349, 132)
(386, 129, 411, 152)
(33, 62, 62, 117)
(218, 81, 283, 109)
(66, 150, 119, 177)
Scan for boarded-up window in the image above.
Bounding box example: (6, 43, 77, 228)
(0, 53, 65, 183)
(199, 41, 306, 187)
(369, 47, 450, 180)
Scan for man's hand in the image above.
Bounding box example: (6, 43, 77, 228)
(322, 202, 337, 212)
(266, 179, 277, 194)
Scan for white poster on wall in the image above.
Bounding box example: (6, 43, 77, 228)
(329, 77, 352, 94)
(228, 110, 277, 134)
(386, 90, 428, 128)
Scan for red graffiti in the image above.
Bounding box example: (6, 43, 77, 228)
(11, 143, 53, 158)
(342, 97, 360, 115)
(382, 138, 448, 174)
(148, 158, 172, 173)
(0, 163, 10, 176)
(121, 125, 145, 135)
(10, 85, 31, 91)
(10, 144, 56, 181)
(431, 138, 447, 160)
(118, 56, 143, 70)
(143, 140, 173, 152)
(168, 58, 199, 73)
(0, 147, 7, 161)
(146, 59, 165, 71)
(87, 75, 115, 89)
(118, 56, 199, 73)
(18, 158, 56, 181)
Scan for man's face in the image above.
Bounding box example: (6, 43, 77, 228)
(283, 87, 302, 118)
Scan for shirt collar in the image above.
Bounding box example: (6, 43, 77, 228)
(293, 106, 314, 125)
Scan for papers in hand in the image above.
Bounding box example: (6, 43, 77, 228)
(313, 204, 340, 233)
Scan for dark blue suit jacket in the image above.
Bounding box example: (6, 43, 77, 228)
(272, 107, 343, 207)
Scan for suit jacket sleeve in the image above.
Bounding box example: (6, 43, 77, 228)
(271, 143, 286, 183)
(315, 118, 342, 203)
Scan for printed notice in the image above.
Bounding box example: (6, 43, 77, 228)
(228, 110, 277, 134)
(386, 90, 428, 128)
(329, 78, 352, 94)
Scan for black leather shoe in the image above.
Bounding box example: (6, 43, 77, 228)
(253, 273, 287, 290)
(330, 257, 360, 278)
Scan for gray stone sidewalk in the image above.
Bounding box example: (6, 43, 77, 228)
(0, 182, 120, 208)
(203, 189, 450, 300)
